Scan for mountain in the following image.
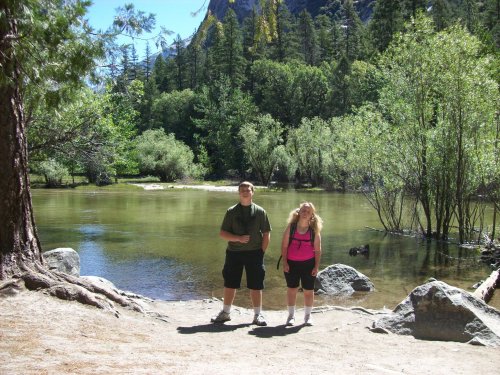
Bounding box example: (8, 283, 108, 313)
(206, 0, 375, 23)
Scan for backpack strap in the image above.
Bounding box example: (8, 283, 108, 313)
(277, 222, 314, 270)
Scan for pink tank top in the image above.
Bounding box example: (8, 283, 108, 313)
(287, 228, 315, 261)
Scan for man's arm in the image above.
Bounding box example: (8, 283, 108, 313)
(261, 231, 270, 252)
(219, 230, 250, 244)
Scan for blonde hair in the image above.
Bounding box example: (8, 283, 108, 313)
(287, 202, 323, 234)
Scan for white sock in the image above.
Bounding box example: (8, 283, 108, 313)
(223, 304, 231, 314)
(304, 306, 313, 316)
(287, 306, 296, 317)
(254, 307, 262, 315)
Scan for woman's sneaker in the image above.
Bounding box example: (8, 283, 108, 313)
(211, 310, 231, 323)
(286, 315, 295, 326)
(304, 313, 314, 326)
(252, 313, 267, 326)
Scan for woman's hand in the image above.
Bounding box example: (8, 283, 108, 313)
(283, 261, 290, 273)
(311, 266, 319, 276)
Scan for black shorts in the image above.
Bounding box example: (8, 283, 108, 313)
(222, 249, 265, 290)
(284, 258, 316, 290)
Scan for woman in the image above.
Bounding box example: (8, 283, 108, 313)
(281, 202, 323, 326)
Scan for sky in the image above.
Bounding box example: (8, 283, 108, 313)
(86, 0, 209, 57)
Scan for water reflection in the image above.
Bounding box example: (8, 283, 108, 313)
(32, 188, 498, 311)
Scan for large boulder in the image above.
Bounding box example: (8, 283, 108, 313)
(372, 280, 500, 347)
(315, 264, 374, 295)
(43, 248, 80, 277)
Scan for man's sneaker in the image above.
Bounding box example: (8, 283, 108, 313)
(211, 310, 231, 324)
(286, 315, 295, 326)
(304, 313, 314, 326)
(252, 313, 267, 326)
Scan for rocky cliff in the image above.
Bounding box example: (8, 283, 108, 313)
(207, 0, 375, 23)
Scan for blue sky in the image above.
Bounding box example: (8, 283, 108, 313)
(86, 0, 208, 57)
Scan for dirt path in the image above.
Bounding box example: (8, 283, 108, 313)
(1, 290, 498, 375)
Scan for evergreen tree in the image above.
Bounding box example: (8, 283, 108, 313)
(315, 14, 335, 64)
(143, 42, 152, 81)
(297, 10, 318, 65)
(329, 54, 352, 116)
(173, 34, 186, 90)
(369, 0, 404, 52)
(402, 0, 427, 20)
(267, 2, 298, 62)
(152, 54, 170, 93)
(242, 6, 267, 92)
(186, 40, 204, 90)
(432, 0, 452, 31)
(340, 0, 365, 62)
(129, 44, 140, 81)
(462, 0, 480, 34)
(221, 9, 245, 88)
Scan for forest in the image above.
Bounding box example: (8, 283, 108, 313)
(1, 0, 499, 252)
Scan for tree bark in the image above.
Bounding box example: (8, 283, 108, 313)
(0, 3, 43, 279)
(473, 269, 500, 303)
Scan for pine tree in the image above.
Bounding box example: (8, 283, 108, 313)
(143, 42, 152, 81)
(315, 14, 335, 64)
(432, 0, 452, 31)
(340, 0, 365, 62)
(173, 34, 186, 90)
(402, 0, 427, 20)
(242, 6, 267, 92)
(369, 0, 404, 52)
(297, 10, 318, 65)
(222, 8, 245, 88)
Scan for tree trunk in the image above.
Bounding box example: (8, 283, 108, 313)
(0, 5, 43, 279)
(473, 269, 500, 303)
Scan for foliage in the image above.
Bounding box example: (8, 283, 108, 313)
(239, 114, 287, 186)
(135, 129, 205, 182)
(286, 117, 334, 187)
(193, 76, 258, 178)
(35, 159, 69, 188)
(379, 14, 499, 242)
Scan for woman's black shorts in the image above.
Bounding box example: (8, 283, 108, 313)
(284, 258, 316, 290)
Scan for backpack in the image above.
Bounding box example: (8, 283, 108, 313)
(276, 222, 315, 269)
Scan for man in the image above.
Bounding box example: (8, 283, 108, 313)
(211, 181, 271, 326)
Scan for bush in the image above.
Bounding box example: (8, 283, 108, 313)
(38, 159, 69, 187)
(135, 129, 206, 182)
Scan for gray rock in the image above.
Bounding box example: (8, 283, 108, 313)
(43, 248, 80, 277)
(373, 280, 500, 347)
(314, 264, 375, 295)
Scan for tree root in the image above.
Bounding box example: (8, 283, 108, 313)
(2, 262, 165, 319)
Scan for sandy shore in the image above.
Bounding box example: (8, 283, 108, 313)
(1, 290, 498, 375)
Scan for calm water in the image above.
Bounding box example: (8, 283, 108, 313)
(32, 187, 499, 310)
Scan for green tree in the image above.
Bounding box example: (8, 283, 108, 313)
(431, 0, 452, 31)
(0, 0, 101, 276)
(221, 9, 246, 88)
(135, 129, 205, 181)
(379, 15, 499, 242)
(239, 114, 286, 186)
(315, 14, 335, 64)
(340, 0, 366, 62)
(369, 0, 404, 52)
(151, 89, 197, 146)
(173, 34, 187, 90)
(193, 77, 258, 178)
(252, 59, 294, 126)
(286, 117, 333, 187)
(290, 63, 329, 124)
(297, 10, 318, 66)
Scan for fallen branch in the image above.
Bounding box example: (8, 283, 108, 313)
(473, 269, 500, 303)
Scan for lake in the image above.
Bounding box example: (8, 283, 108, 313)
(32, 186, 499, 311)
